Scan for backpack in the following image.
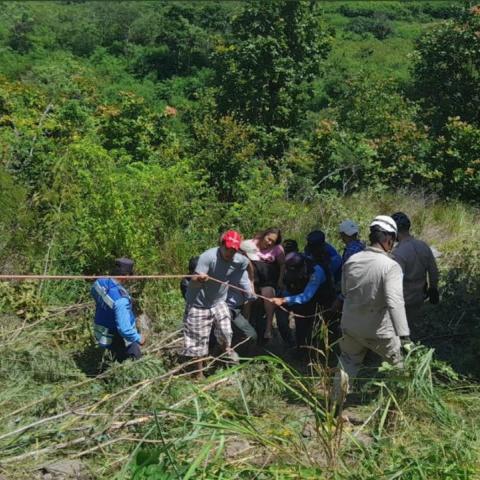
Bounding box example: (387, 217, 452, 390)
(283, 253, 314, 295)
(283, 253, 336, 308)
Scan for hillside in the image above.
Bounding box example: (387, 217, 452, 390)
(1, 1, 480, 479)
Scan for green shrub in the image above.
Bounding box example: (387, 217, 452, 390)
(432, 117, 480, 202)
(346, 16, 394, 40)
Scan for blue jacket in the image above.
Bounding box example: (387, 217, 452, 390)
(284, 264, 327, 306)
(342, 239, 366, 263)
(305, 243, 342, 282)
(91, 278, 141, 348)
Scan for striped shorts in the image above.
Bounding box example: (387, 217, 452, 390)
(182, 302, 232, 358)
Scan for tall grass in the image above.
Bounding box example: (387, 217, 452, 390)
(1, 192, 480, 479)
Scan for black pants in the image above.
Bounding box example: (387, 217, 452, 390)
(110, 333, 142, 362)
(276, 301, 317, 349)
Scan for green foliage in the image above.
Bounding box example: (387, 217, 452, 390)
(213, 0, 332, 156)
(97, 91, 173, 164)
(412, 8, 480, 130)
(346, 15, 394, 40)
(337, 1, 463, 22)
(333, 76, 437, 188)
(192, 115, 257, 202)
(432, 117, 480, 201)
(300, 120, 380, 196)
(0, 167, 30, 258)
(38, 139, 209, 274)
(7, 12, 34, 53)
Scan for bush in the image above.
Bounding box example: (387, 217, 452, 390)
(346, 15, 394, 40)
(432, 117, 480, 202)
(412, 9, 480, 131)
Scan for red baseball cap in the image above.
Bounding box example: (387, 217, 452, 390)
(221, 230, 242, 250)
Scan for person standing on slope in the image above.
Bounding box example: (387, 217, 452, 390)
(391, 212, 439, 338)
(182, 230, 249, 377)
(334, 216, 410, 407)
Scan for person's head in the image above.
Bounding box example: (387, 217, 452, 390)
(305, 230, 329, 265)
(112, 257, 134, 278)
(339, 219, 359, 245)
(255, 227, 282, 250)
(283, 239, 299, 255)
(369, 216, 397, 252)
(391, 212, 411, 235)
(219, 230, 242, 261)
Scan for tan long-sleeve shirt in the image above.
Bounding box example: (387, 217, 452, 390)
(341, 246, 410, 338)
(392, 236, 439, 306)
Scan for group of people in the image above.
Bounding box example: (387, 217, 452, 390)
(91, 211, 439, 404)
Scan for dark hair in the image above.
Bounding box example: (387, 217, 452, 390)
(369, 226, 395, 245)
(255, 227, 282, 245)
(112, 257, 134, 276)
(283, 239, 298, 255)
(308, 243, 331, 271)
(391, 212, 411, 233)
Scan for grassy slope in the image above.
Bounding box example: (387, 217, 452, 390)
(1, 192, 480, 479)
(1, 2, 479, 479)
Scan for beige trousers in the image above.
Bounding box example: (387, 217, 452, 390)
(333, 330, 403, 402)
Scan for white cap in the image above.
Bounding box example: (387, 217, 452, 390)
(339, 219, 359, 236)
(240, 239, 260, 261)
(370, 215, 397, 235)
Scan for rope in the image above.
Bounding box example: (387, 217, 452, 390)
(0, 273, 325, 319)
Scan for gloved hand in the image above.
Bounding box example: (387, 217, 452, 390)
(400, 336, 413, 352)
(427, 287, 440, 305)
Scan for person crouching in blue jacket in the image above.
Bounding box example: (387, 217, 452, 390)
(91, 258, 145, 362)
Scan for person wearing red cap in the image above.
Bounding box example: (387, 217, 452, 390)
(183, 230, 249, 377)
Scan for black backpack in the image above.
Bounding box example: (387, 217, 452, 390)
(283, 254, 314, 295)
(283, 253, 335, 308)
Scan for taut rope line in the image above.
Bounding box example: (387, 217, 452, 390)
(0, 274, 325, 319)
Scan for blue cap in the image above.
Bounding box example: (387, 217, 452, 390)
(306, 230, 325, 246)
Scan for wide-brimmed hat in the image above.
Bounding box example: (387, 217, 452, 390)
(240, 239, 260, 261)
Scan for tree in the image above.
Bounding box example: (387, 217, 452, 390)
(412, 7, 480, 131)
(432, 117, 480, 202)
(192, 115, 257, 202)
(332, 75, 436, 189)
(8, 12, 34, 53)
(213, 0, 332, 157)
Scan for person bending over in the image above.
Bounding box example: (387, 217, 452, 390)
(272, 233, 335, 357)
(183, 230, 248, 377)
(91, 258, 145, 362)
